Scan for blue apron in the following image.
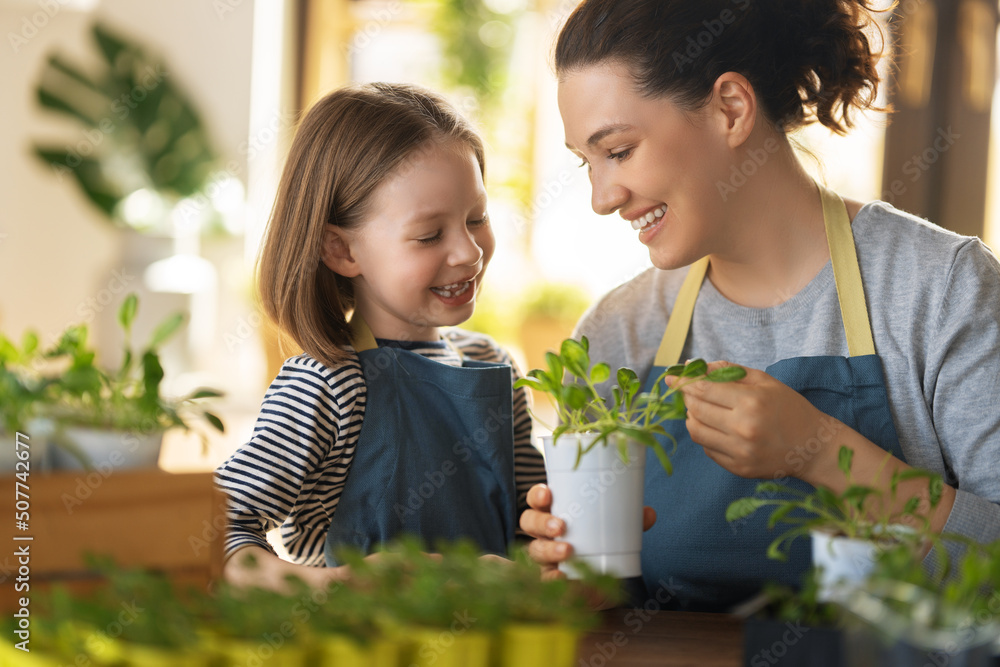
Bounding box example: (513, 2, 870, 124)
(324, 318, 517, 566)
(638, 186, 906, 611)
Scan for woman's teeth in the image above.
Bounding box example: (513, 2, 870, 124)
(431, 281, 472, 298)
(631, 206, 667, 231)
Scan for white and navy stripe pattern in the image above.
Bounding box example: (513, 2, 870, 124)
(215, 329, 547, 565)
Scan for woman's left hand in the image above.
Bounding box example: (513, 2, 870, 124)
(666, 361, 838, 480)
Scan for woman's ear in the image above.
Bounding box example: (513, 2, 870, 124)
(712, 72, 757, 149)
(320, 225, 361, 277)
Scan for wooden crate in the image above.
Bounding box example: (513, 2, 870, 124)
(1, 469, 226, 612)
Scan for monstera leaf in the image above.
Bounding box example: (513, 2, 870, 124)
(32, 22, 220, 231)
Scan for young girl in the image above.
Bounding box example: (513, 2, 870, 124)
(522, 0, 1000, 611)
(216, 83, 546, 590)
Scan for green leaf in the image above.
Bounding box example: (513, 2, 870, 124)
(545, 352, 563, 383)
(928, 476, 943, 508)
(837, 446, 854, 478)
(617, 367, 638, 389)
(118, 293, 139, 332)
(203, 411, 225, 433)
(767, 503, 799, 529)
(579, 335, 589, 352)
(149, 313, 185, 348)
(561, 384, 590, 411)
(706, 365, 747, 382)
(513, 376, 543, 391)
(901, 496, 920, 515)
(559, 339, 590, 378)
(726, 497, 768, 522)
(681, 358, 708, 378)
(813, 486, 841, 513)
(589, 362, 610, 384)
(650, 440, 673, 476)
(20, 331, 39, 358)
(141, 350, 164, 404)
(190, 388, 224, 399)
(664, 364, 686, 377)
(655, 394, 687, 420)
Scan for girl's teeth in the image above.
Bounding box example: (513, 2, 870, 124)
(431, 281, 471, 298)
(631, 206, 667, 231)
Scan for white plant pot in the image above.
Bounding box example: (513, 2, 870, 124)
(812, 526, 915, 602)
(49, 426, 164, 471)
(0, 419, 54, 473)
(542, 432, 646, 579)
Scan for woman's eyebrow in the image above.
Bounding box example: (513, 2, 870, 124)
(564, 124, 632, 151)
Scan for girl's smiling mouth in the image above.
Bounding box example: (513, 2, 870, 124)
(430, 278, 475, 305)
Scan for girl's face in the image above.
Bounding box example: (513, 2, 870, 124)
(558, 61, 734, 270)
(339, 140, 494, 342)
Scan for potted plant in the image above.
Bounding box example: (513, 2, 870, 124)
(735, 572, 847, 667)
(0, 329, 56, 472)
(42, 292, 224, 470)
(494, 550, 620, 667)
(841, 538, 1000, 666)
(726, 445, 944, 602)
(514, 336, 745, 578)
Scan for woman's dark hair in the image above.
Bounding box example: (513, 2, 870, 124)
(257, 83, 485, 366)
(554, 0, 886, 134)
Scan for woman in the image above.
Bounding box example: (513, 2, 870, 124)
(521, 0, 1000, 611)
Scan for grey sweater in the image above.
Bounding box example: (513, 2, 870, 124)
(575, 201, 1000, 548)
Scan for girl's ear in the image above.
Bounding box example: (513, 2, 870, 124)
(321, 225, 361, 277)
(712, 72, 757, 149)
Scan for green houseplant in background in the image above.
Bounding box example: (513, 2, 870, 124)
(726, 445, 944, 602)
(32, 22, 224, 234)
(0, 330, 56, 472)
(515, 336, 746, 578)
(43, 292, 224, 470)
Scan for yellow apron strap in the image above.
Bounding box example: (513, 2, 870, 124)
(654, 257, 710, 367)
(652, 184, 875, 366)
(820, 185, 876, 357)
(349, 314, 378, 353)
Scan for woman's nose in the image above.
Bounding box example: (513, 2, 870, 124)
(590, 169, 629, 216)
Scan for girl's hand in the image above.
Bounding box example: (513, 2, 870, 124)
(668, 361, 837, 481)
(519, 484, 656, 581)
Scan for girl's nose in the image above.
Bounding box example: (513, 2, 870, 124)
(450, 229, 484, 266)
(590, 168, 629, 216)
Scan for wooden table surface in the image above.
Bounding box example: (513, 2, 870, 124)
(578, 608, 743, 666)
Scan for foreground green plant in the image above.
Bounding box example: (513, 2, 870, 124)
(726, 446, 944, 561)
(44, 293, 223, 444)
(514, 336, 746, 471)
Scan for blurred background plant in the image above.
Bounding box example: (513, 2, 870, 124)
(31, 22, 241, 237)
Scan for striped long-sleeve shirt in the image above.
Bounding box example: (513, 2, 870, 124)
(215, 329, 546, 565)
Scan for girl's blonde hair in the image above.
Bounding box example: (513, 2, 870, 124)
(257, 83, 486, 367)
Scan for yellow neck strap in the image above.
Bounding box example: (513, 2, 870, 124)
(653, 185, 874, 367)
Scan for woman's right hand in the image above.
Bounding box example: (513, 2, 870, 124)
(519, 484, 657, 580)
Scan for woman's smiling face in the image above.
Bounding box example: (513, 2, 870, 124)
(558, 61, 734, 270)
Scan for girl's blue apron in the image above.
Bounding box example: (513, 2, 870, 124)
(323, 319, 517, 566)
(637, 186, 906, 611)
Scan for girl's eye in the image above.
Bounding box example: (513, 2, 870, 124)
(468, 215, 489, 227)
(577, 158, 589, 169)
(609, 148, 633, 162)
(417, 232, 442, 245)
